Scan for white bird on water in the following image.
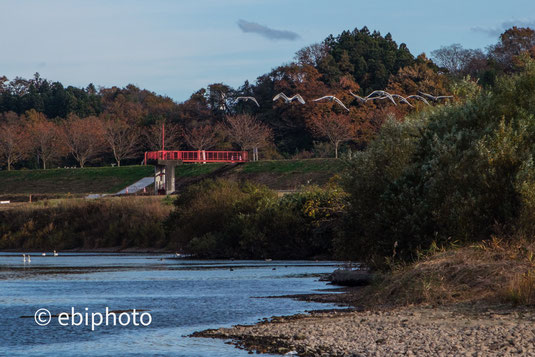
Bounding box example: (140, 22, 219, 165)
(42, 253, 46, 257)
(22, 254, 26, 263)
(27, 255, 31, 263)
(312, 96, 350, 111)
(54, 250, 58, 257)
(235, 96, 260, 107)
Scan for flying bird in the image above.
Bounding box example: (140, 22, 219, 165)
(366, 90, 397, 105)
(349, 91, 368, 104)
(289, 94, 306, 104)
(366, 90, 390, 99)
(273, 93, 306, 104)
(391, 94, 414, 107)
(367, 95, 397, 106)
(235, 96, 260, 107)
(273, 92, 289, 102)
(313, 96, 350, 111)
(418, 91, 454, 102)
(406, 95, 431, 106)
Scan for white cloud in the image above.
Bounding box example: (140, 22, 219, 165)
(471, 19, 535, 37)
(237, 19, 300, 40)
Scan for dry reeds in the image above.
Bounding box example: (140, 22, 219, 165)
(0, 196, 172, 250)
(354, 237, 535, 307)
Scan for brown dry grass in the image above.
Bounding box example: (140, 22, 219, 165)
(355, 237, 535, 307)
(508, 269, 535, 305)
(0, 196, 173, 250)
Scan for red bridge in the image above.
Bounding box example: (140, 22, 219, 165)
(144, 150, 248, 165)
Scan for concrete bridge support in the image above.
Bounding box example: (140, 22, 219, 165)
(154, 160, 180, 195)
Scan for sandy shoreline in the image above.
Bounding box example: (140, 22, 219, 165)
(193, 297, 535, 356)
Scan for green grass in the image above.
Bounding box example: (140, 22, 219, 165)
(175, 163, 226, 177)
(0, 166, 153, 194)
(174, 159, 344, 178)
(239, 158, 344, 174)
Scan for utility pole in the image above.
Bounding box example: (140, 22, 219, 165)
(162, 122, 165, 151)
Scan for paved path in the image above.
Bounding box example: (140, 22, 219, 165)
(115, 177, 154, 195)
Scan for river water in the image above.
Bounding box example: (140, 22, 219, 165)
(0, 253, 341, 356)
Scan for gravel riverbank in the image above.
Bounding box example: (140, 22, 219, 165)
(193, 305, 535, 356)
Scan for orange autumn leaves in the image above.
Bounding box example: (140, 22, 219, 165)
(0, 112, 143, 169)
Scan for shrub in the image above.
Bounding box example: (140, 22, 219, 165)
(165, 179, 347, 259)
(0, 197, 170, 250)
(341, 60, 535, 266)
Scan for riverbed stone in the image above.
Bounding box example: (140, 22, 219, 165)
(193, 305, 535, 356)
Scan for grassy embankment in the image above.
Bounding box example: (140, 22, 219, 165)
(0, 165, 154, 200)
(175, 158, 344, 191)
(0, 159, 344, 198)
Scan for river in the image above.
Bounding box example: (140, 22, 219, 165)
(0, 253, 340, 356)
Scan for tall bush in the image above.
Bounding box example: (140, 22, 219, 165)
(341, 60, 535, 265)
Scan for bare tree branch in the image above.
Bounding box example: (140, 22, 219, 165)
(60, 115, 104, 168)
(308, 113, 354, 158)
(225, 114, 272, 161)
(102, 119, 140, 166)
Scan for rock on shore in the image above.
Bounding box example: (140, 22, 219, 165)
(328, 269, 372, 286)
(193, 306, 535, 356)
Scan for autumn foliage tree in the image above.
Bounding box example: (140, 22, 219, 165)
(0, 113, 30, 170)
(386, 54, 448, 95)
(61, 114, 104, 168)
(225, 114, 272, 161)
(102, 119, 140, 166)
(489, 27, 535, 71)
(253, 63, 328, 152)
(183, 124, 219, 151)
(27, 112, 65, 169)
(308, 113, 354, 158)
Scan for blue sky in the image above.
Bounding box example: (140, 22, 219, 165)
(1, 0, 534, 101)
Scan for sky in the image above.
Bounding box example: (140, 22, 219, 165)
(1, 0, 535, 102)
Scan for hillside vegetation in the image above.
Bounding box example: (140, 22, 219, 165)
(176, 159, 344, 191)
